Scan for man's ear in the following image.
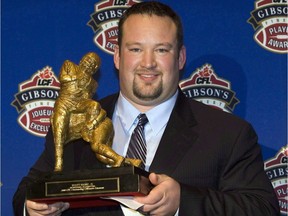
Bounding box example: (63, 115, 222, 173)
(178, 45, 186, 70)
(114, 45, 120, 70)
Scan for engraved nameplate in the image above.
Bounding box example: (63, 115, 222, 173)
(45, 177, 119, 197)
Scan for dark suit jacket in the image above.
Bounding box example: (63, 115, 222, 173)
(13, 91, 280, 215)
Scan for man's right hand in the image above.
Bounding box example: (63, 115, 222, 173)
(26, 200, 70, 216)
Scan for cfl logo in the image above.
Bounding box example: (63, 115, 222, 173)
(196, 77, 211, 84)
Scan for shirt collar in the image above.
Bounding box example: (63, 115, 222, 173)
(146, 91, 178, 136)
(115, 91, 178, 135)
(115, 92, 141, 132)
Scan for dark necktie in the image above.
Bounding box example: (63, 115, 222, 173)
(126, 113, 148, 169)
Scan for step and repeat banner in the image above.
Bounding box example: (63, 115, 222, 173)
(2, 0, 287, 215)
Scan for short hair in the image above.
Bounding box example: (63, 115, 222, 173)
(117, 1, 184, 52)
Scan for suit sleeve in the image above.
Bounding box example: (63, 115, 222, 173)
(12, 129, 55, 216)
(178, 123, 280, 216)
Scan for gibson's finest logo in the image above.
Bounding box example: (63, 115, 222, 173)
(248, 0, 288, 54)
(12, 66, 60, 137)
(87, 0, 141, 55)
(264, 146, 288, 215)
(179, 64, 239, 113)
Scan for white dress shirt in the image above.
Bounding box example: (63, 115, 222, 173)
(111, 91, 178, 215)
(112, 91, 178, 170)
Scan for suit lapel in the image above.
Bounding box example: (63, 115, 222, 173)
(99, 93, 118, 119)
(99, 92, 199, 176)
(149, 92, 198, 175)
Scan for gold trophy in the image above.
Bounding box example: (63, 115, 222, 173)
(26, 52, 151, 208)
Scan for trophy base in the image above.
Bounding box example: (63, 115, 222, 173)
(26, 166, 151, 208)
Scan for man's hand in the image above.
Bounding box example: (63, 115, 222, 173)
(26, 200, 69, 216)
(135, 173, 180, 216)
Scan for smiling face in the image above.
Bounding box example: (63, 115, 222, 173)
(114, 14, 186, 112)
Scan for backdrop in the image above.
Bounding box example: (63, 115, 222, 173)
(2, 0, 287, 215)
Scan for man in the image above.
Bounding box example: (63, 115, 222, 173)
(13, 1, 280, 215)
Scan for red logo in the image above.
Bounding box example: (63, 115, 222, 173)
(179, 64, 239, 113)
(11, 66, 60, 137)
(265, 146, 288, 215)
(87, 0, 141, 55)
(248, 0, 288, 54)
(39, 67, 53, 79)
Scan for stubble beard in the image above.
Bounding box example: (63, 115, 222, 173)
(132, 78, 163, 101)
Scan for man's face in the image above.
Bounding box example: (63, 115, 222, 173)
(114, 14, 186, 109)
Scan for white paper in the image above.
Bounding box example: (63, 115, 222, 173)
(101, 196, 143, 210)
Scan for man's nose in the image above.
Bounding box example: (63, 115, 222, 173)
(140, 50, 156, 69)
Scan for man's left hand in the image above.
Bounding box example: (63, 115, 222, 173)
(135, 173, 180, 215)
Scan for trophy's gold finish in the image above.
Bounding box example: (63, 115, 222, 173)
(51, 52, 141, 172)
(26, 53, 150, 208)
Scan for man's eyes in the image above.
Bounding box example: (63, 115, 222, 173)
(156, 48, 169, 53)
(129, 48, 141, 52)
(128, 48, 170, 53)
